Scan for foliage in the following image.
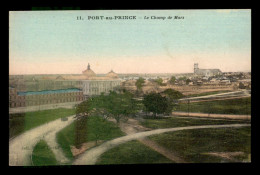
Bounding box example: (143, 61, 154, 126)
(160, 89, 184, 114)
(105, 91, 138, 123)
(75, 91, 139, 124)
(154, 78, 163, 86)
(143, 92, 169, 116)
(178, 76, 187, 81)
(75, 100, 93, 118)
(186, 79, 192, 85)
(135, 77, 145, 91)
(169, 76, 176, 85)
(75, 116, 88, 148)
(161, 89, 184, 100)
(57, 116, 125, 160)
(87, 116, 122, 145)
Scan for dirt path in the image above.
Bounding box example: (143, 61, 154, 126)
(172, 112, 251, 120)
(9, 115, 76, 166)
(43, 128, 71, 164)
(179, 90, 250, 101)
(138, 138, 187, 163)
(73, 123, 250, 165)
(117, 118, 187, 163)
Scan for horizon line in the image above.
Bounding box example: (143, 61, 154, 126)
(9, 70, 251, 76)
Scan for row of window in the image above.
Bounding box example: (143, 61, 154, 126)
(9, 97, 84, 108)
(10, 92, 83, 99)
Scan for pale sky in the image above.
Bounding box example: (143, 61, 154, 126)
(9, 10, 251, 75)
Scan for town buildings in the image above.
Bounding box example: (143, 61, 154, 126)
(194, 63, 222, 77)
(9, 64, 121, 108)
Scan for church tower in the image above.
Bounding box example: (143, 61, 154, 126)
(87, 63, 90, 70)
(194, 63, 199, 74)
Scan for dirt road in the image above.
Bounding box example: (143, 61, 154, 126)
(9, 115, 76, 166)
(172, 112, 251, 120)
(73, 123, 250, 165)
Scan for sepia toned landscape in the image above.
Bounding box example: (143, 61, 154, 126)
(9, 10, 251, 166)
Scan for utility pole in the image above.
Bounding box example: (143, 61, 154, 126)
(246, 99, 249, 120)
(208, 102, 210, 117)
(188, 100, 190, 117)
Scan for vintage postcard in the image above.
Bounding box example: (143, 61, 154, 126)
(9, 9, 251, 166)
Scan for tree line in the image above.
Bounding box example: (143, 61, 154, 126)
(75, 88, 184, 122)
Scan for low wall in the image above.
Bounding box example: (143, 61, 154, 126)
(9, 101, 82, 114)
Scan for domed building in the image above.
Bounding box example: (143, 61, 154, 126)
(80, 64, 121, 97)
(24, 63, 122, 102)
(82, 63, 96, 78)
(106, 70, 118, 79)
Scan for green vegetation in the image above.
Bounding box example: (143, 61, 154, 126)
(178, 76, 187, 81)
(161, 89, 184, 99)
(186, 79, 191, 85)
(96, 140, 173, 164)
(76, 91, 140, 123)
(169, 76, 176, 85)
(176, 97, 251, 115)
(57, 116, 125, 161)
(154, 78, 166, 86)
(148, 127, 251, 163)
(140, 116, 249, 129)
(56, 121, 75, 161)
(185, 90, 231, 98)
(32, 140, 58, 166)
(9, 113, 25, 138)
(9, 108, 76, 138)
(104, 91, 139, 123)
(143, 92, 169, 116)
(135, 77, 145, 91)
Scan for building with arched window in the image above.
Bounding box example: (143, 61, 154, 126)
(9, 64, 121, 108)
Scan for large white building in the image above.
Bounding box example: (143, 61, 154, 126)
(80, 64, 121, 97)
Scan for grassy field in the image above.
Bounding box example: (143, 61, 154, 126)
(140, 116, 250, 129)
(175, 97, 251, 115)
(148, 127, 251, 163)
(9, 108, 76, 138)
(31, 140, 58, 166)
(96, 140, 173, 164)
(185, 90, 231, 98)
(56, 116, 125, 161)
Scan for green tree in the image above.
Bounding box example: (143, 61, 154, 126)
(155, 78, 163, 85)
(161, 89, 184, 99)
(169, 76, 176, 85)
(160, 89, 184, 115)
(75, 99, 93, 118)
(75, 90, 139, 125)
(143, 92, 169, 117)
(105, 91, 138, 123)
(186, 79, 192, 85)
(135, 77, 145, 91)
(178, 76, 187, 81)
(75, 116, 88, 148)
(87, 116, 112, 145)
